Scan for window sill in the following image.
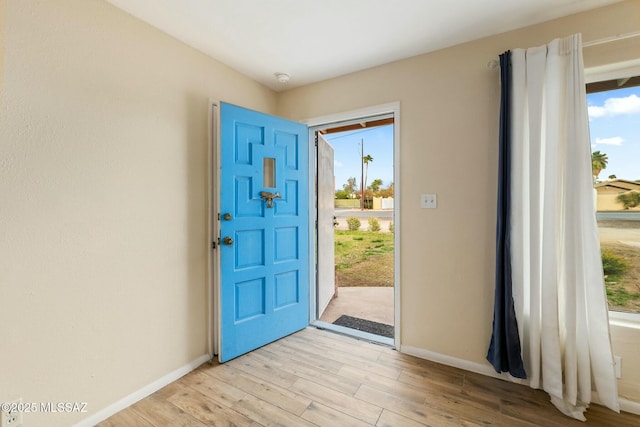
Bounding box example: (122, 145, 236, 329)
(610, 311, 640, 329)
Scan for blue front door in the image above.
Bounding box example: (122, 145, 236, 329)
(219, 102, 309, 362)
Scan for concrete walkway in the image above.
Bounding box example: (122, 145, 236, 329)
(319, 286, 394, 326)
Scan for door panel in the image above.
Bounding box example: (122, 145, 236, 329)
(317, 134, 336, 316)
(219, 102, 309, 362)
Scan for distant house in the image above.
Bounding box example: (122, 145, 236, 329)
(595, 179, 640, 211)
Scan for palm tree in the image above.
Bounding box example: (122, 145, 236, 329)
(369, 178, 383, 193)
(362, 154, 373, 192)
(360, 153, 373, 210)
(591, 151, 608, 181)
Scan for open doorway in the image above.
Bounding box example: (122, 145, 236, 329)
(310, 107, 399, 346)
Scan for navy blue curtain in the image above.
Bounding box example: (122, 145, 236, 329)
(486, 51, 527, 379)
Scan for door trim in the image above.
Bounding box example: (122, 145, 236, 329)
(208, 99, 221, 359)
(305, 102, 401, 349)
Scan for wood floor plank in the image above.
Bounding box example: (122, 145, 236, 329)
(290, 377, 383, 424)
(279, 335, 402, 380)
(301, 401, 375, 427)
(149, 378, 189, 401)
(227, 351, 300, 389)
(294, 328, 383, 361)
(421, 388, 503, 425)
(354, 383, 460, 426)
(500, 396, 598, 427)
(130, 395, 207, 427)
(285, 331, 383, 362)
(167, 386, 262, 427)
(181, 370, 247, 408)
(201, 362, 312, 416)
(254, 347, 362, 395)
(376, 409, 430, 427)
(231, 394, 317, 427)
(338, 364, 427, 404)
(584, 404, 640, 427)
(462, 371, 538, 403)
(398, 369, 464, 394)
(96, 408, 155, 427)
(298, 327, 386, 351)
(267, 339, 345, 374)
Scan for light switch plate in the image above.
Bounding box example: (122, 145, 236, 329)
(421, 194, 437, 209)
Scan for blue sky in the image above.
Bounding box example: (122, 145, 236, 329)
(323, 124, 394, 191)
(588, 86, 640, 181)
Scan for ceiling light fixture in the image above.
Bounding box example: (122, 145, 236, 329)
(275, 72, 290, 84)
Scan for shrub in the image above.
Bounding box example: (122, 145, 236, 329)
(346, 216, 361, 231)
(367, 217, 381, 232)
(601, 249, 629, 282)
(389, 222, 394, 233)
(617, 191, 640, 210)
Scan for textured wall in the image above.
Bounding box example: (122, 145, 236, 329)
(0, 0, 275, 425)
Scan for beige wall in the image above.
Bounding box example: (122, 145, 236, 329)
(0, 0, 276, 426)
(2, 0, 640, 425)
(277, 0, 640, 404)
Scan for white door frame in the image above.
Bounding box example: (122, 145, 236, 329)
(207, 99, 221, 359)
(304, 102, 401, 349)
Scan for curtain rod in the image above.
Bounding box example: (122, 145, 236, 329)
(486, 31, 640, 69)
(583, 31, 640, 48)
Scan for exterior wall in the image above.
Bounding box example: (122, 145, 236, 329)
(277, 0, 640, 404)
(0, 1, 276, 426)
(598, 193, 626, 211)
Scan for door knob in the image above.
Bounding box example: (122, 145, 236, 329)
(222, 236, 234, 245)
(223, 213, 232, 221)
(260, 191, 281, 208)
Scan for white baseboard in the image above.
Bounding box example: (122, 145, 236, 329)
(74, 354, 211, 427)
(399, 344, 527, 385)
(399, 345, 640, 416)
(619, 397, 640, 416)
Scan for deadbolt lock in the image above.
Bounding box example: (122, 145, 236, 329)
(222, 236, 234, 245)
(223, 213, 232, 221)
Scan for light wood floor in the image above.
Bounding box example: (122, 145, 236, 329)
(97, 327, 640, 427)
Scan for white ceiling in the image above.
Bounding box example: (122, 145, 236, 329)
(105, 0, 620, 91)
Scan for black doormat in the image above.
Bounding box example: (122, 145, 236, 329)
(332, 315, 394, 338)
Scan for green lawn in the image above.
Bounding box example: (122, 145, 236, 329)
(335, 230, 394, 287)
(601, 243, 640, 312)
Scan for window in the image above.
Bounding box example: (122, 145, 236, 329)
(587, 75, 640, 314)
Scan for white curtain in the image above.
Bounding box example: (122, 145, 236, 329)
(509, 34, 619, 420)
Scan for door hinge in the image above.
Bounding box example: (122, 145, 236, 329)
(217, 212, 221, 221)
(314, 132, 318, 147)
(212, 240, 217, 249)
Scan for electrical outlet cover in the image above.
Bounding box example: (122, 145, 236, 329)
(1, 399, 23, 427)
(421, 194, 437, 208)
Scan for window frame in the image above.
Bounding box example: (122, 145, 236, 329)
(586, 59, 640, 326)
